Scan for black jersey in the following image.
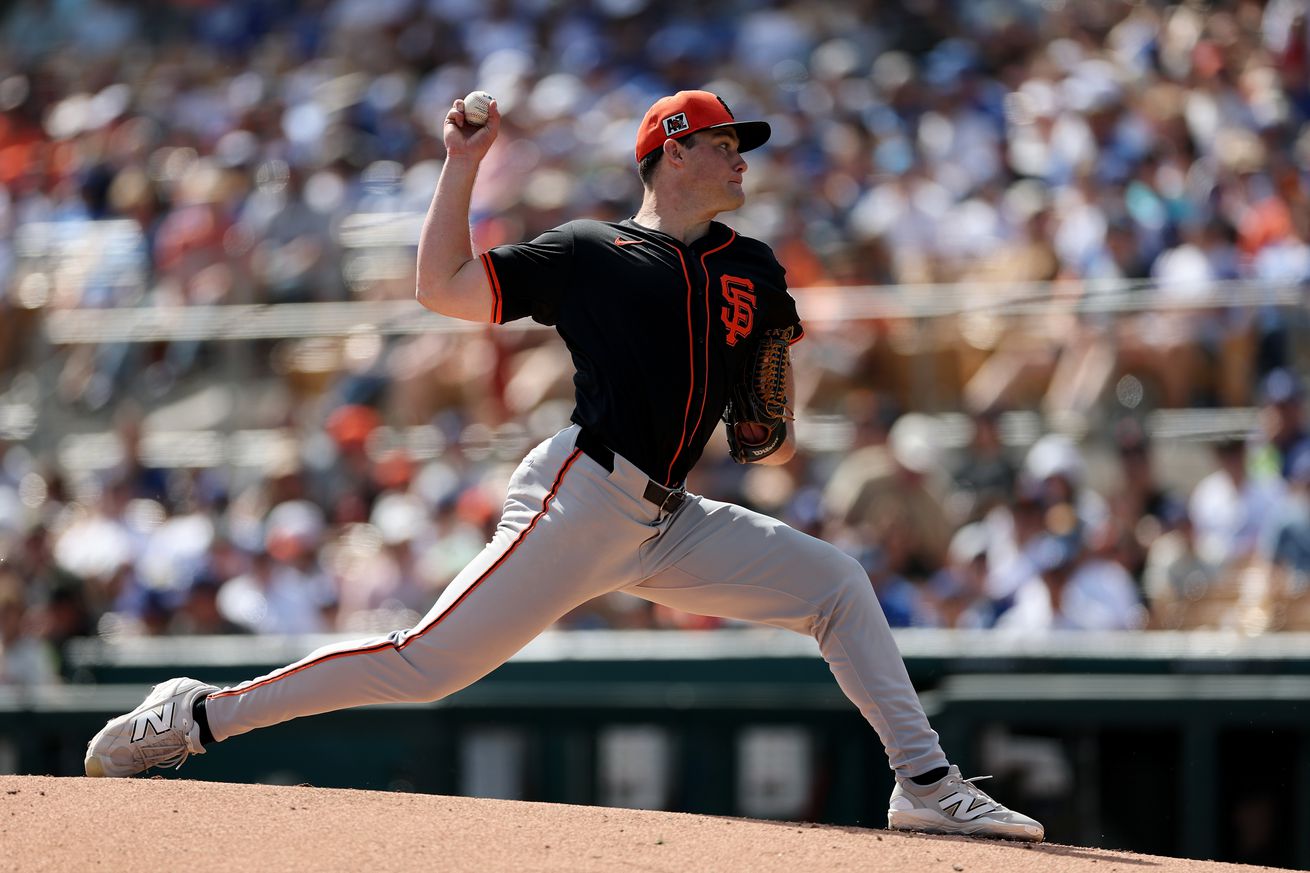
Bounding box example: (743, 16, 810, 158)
(481, 218, 803, 486)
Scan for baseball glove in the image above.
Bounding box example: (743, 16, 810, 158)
(723, 326, 795, 463)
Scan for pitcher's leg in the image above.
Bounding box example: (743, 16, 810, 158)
(630, 496, 948, 777)
(207, 529, 563, 741)
(206, 445, 628, 742)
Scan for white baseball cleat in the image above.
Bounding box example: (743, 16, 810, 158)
(85, 677, 217, 778)
(887, 764, 1045, 841)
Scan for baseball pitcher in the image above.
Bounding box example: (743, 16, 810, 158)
(86, 90, 1043, 842)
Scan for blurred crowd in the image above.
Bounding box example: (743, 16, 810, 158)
(3, 0, 1310, 684)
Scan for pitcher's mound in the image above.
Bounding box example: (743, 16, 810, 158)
(0, 775, 1287, 873)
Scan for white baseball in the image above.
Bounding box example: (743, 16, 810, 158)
(462, 90, 494, 127)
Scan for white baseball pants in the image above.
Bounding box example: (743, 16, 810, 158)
(205, 425, 948, 777)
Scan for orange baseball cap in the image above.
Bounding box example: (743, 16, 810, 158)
(635, 90, 771, 162)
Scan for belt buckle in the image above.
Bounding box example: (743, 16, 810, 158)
(660, 488, 686, 514)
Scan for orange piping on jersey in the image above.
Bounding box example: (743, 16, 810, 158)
(209, 449, 584, 700)
(687, 231, 737, 453)
(657, 241, 696, 486)
(480, 252, 504, 324)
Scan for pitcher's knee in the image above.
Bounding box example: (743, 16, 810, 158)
(813, 550, 878, 623)
(834, 551, 873, 596)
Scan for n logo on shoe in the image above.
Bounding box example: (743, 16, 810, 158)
(940, 792, 997, 820)
(131, 703, 174, 743)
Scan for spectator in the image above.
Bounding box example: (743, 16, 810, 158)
(922, 522, 1007, 629)
(0, 572, 58, 686)
(1021, 434, 1109, 535)
(1257, 452, 1310, 585)
(218, 547, 333, 636)
(334, 491, 432, 627)
(847, 544, 925, 629)
(1111, 418, 1180, 529)
(823, 413, 953, 580)
(1143, 504, 1225, 629)
(170, 578, 250, 636)
(1250, 368, 1310, 481)
(984, 483, 1048, 606)
(996, 532, 1146, 633)
(950, 407, 1018, 523)
(1101, 418, 1184, 582)
(218, 501, 335, 634)
(1189, 438, 1285, 569)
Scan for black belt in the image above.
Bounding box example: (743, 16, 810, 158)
(574, 427, 687, 514)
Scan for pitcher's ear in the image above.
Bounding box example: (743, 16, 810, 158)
(663, 137, 687, 166)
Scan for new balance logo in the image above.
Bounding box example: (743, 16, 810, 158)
(940, 792, 997, 820)
(614, 237, 646, 247)
(131, 703, 174, 743)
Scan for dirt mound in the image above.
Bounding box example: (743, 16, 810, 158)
(0, 775, 1286, 873)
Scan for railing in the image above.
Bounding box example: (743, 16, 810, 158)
(30, 279, 1307, 345)
(0, 406, 1259, 472)
(6, 282, 1298, 456)
(10, 213, 1306, 341)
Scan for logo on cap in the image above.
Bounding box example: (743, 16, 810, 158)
(662, 113, 689, 136)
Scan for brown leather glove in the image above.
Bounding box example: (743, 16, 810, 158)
(723, 326, 795, 463)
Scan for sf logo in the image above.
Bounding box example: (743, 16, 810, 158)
(720, 276, 756, 347)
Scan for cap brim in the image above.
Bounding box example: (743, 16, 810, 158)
(707, 120, 771, 153)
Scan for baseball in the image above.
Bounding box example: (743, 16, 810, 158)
(462, 90, 494, 127)
(736, 422, 770, 445)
